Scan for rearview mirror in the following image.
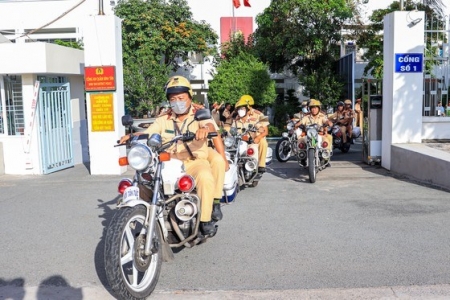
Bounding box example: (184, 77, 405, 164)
(194, 109, 211, 121)
(121, 115, 134, 126)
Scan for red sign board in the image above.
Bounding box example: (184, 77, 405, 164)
(220, 17, 253, 44)
(84, 66, 116, 91)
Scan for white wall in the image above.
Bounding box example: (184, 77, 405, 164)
(0, 74, 41, 174)
(382, 10, 425, 170)
(0, 42, 86, 175)
(422, 117, 450, 139)
(68, 75, 90, 165)
(0, 43, 84, 74)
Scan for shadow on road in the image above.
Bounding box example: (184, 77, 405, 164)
(267, 140, 390, 183)
(0, 276, 82, 300)
(94, 196, 121, 298)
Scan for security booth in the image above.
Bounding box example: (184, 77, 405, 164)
(363, 95, 383, 165)
(0, 42, 88, 175)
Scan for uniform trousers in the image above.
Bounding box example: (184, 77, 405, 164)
(340, 125, 352, 143)
(183, 158, 215, 222)
(257, 138, 268, 168)
(207, 148, 226, 199)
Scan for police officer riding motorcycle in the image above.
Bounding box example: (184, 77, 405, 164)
(294, 99, 332, 183)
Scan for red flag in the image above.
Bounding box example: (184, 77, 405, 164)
(243, 0, 251, 7)
(233, 0, 241, 8)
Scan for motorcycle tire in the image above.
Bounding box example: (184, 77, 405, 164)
(275, 138, 291, 163)
(105, 206, 163, 300)
(308, 148, 316, 183)
(341, 143, 350, 153)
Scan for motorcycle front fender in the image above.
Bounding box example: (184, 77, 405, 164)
(117, 199, 151, 210)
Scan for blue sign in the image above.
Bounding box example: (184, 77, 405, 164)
(395, 53, 423, 73)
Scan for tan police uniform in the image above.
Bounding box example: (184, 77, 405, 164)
(354, 100, 363, 127)
(143, 105, 215, 222)
(207, 121, 226, 200)
(343, 108, 355, 139)
(329, 109, 351, 143)
(233, 108, 269, 168)
(298, 112, 332, 151)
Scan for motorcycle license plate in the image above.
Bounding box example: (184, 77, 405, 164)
(123, 186, 140, 203)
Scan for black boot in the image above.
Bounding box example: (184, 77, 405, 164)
(200, 221, 216, 236)
(212, 203, 223, 221)
(258, 167, 266, 173)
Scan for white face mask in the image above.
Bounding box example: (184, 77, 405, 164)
(302, 107, 309, 114)
(171, 101, 188, 115)
(238, 108, 246, 117)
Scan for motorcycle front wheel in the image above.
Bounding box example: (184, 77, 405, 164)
(104, 205, 163, 300)
(275, 138, 291, 162)
(341, 143, 350, 153)
(308, 148, 316, 183)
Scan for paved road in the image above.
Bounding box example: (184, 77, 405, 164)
(1, 141, 450, 299)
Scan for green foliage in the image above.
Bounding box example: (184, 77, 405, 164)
(272, 89, 298, 127)
(253, 0, 354, 74)
(208, 52, 277, 108)
(356, 0, 447, 79)
(252, 0, 355, 106)
(54, 39, 83, 50)
(220, 32, 255, 62)
(114, 0, 218, 116)
(268, 125, 281, 137)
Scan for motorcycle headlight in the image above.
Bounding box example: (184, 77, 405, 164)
(127, 144, 153, 171)
(224, 136, 235, 148)
(286, 122, 294, 131)
(282, 132, 289, 138)
(307, 128, 318, 139)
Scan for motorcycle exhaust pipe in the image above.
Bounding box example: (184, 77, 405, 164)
(175, 200, 198, 221)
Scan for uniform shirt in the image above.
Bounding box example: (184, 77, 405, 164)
(354, 102, 362, 113)
(211, 108, 221, 127)
(300, 112, 329, 133)
(343, 109, 355, 124)
(234, 108, 268, 128)
(293, 112, 309, 121)
(232, 108, 269, 139)
(328, 110, 346, 125)
(143, 105, 214, 160)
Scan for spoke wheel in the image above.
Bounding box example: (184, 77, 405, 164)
(105, 206, 163, 300)
(275, 138, 291, 162)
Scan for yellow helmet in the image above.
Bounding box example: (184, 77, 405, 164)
(309, 99, 321, 107)
(235, 95, 255, 108)
(164, 76, 193, 99)
(344, 99, 352, 105)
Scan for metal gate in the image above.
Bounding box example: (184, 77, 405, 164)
(423, 14, 450, 116)
(38, 77, 74, 174)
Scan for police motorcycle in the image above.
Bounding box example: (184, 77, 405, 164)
(222, 116, 272, 188)
(329, 122, 361, 153)
(329, 123, 351, 153)
(297, 123, 332, 183)
(105, 109, 220, 300)
(275, 115, 303, 162)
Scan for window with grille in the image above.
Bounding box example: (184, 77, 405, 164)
(0, 75, 24, 136)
